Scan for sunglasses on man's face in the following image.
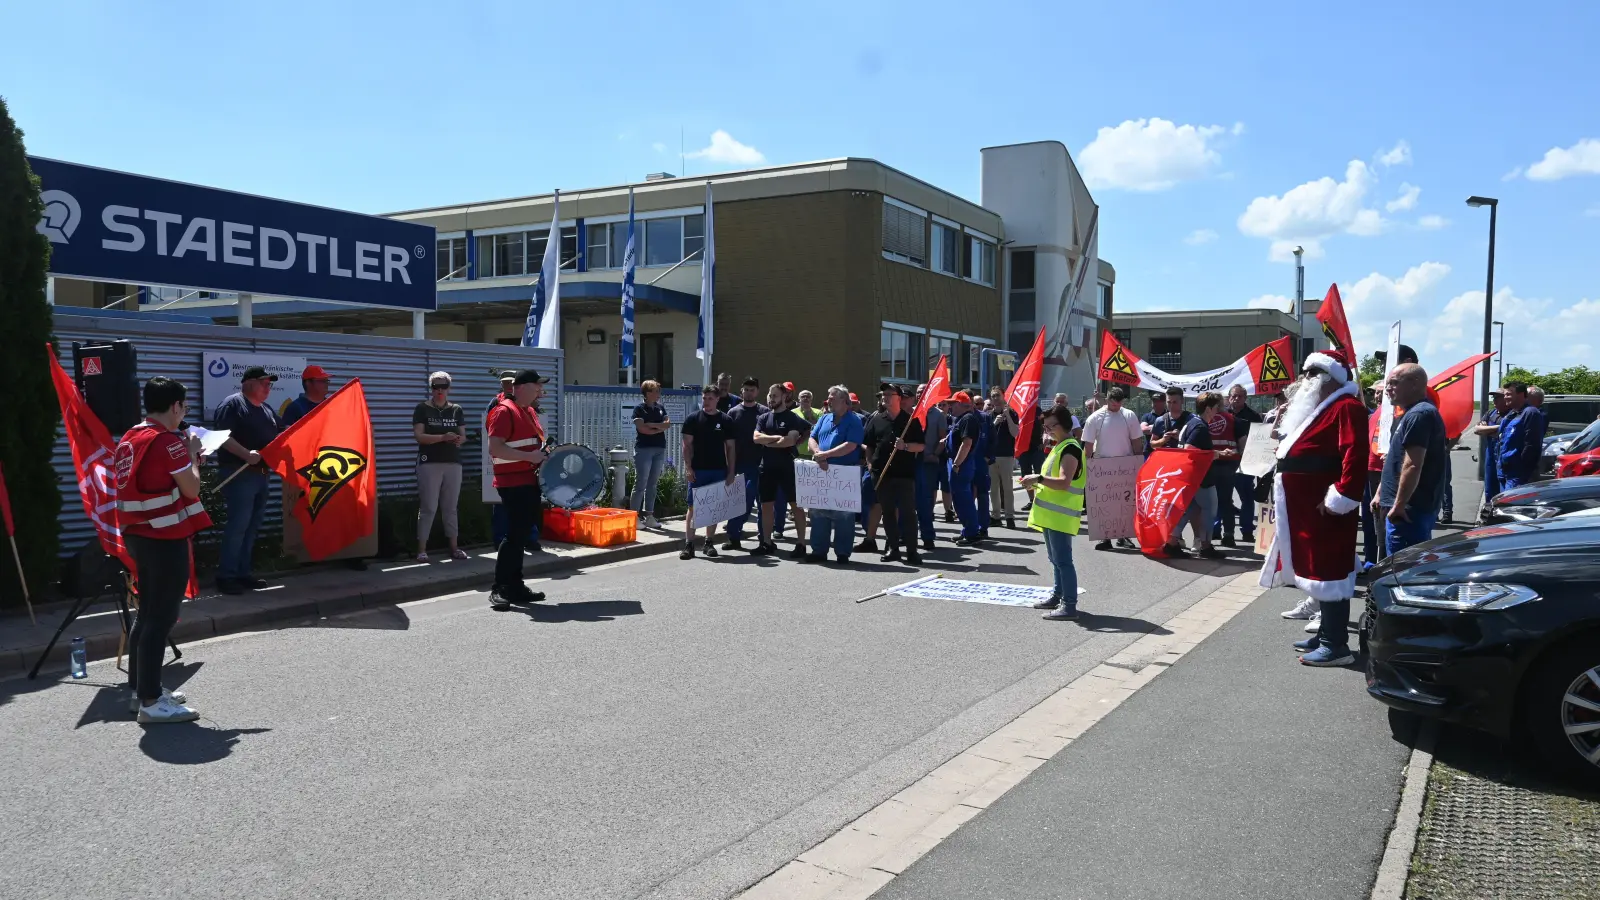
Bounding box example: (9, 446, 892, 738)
(431, 384, 450, 390)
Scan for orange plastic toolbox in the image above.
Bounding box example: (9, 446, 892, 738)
(542, 506, 578, 543)
(571, 508, 637, 547)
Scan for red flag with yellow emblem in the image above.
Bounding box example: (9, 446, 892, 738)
(258, 379, 375, 561)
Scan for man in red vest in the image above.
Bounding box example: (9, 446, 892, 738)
(114, 377, 212, 723)
(486, 369, 550, 610)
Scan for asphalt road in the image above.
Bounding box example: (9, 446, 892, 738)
(0, 506, 1250, 900)
(876, 585, 1418, 900)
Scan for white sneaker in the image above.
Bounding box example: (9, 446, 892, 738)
(137, 696, 199, 723)
(643, 515, 660, 530)
(1281, 597, 1320, 620)
(1304, 615, 1322, 634)
(128, 687, 187, 714)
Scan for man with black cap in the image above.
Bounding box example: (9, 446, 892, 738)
(485, 369, 550, 610)
(862, 383, 925, 563)
(213, 365, 281, 594)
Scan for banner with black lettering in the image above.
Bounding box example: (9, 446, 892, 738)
(1098, 332, 1294, 398)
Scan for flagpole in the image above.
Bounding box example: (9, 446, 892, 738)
(6, 535, 33, 625)
(874, 382, 927, 490)
(697, 181, 714, 388)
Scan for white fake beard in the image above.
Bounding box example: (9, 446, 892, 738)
(1279, 373, 1334, 437)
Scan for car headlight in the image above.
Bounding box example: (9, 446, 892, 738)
(1391, 582, 1541, 611)
(1496, 504, 1562, 519)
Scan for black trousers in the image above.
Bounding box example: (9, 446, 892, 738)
(126, 534, 189, 702)
(877, 475, 918, 553)
(495, 484, 542, 593)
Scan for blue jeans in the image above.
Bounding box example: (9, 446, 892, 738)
(809, 509, 856, 560)
(1361, 476, 1380, 565)
(631, 446, 667, 515)
(724, 465, 761, 541)
(1483, 447, 1501, 500)
(976, 461, 992, 530)
(1218, 471, 1255, 538)
(1442, 453, 1454, 519)
(858, 468, 876, 527)
(949, 462, 980, 538)
(1385, 512, 1437, 556)
(1042, 528, 1079, 610)
(218, 469, 269, 581)
(916, 462, 940, 542)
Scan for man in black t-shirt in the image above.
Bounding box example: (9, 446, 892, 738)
(680, 386, 736, 560)
(863, 383, 927, 564)
(722, 377, 771, 550)
(752, 384, 809, 558)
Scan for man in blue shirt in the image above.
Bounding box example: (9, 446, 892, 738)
(946, 391, 984, 545)
(1496, 381, 1540, 489)
(279, 364, 332, 428)
(1140, 391, 1169, 458)
(1375, 364, 1446, 555)
(212, 366, 282, 594)
(806, 385, 864, 563)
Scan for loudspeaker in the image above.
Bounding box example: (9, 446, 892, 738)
(74, 340, 141, 435)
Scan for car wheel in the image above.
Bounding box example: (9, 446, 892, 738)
(1524, 642, 1600, 786)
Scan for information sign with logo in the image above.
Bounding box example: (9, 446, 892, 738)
(201, 352, 307, 424)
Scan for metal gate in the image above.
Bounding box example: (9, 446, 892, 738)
(560, 385, 698, 470)
(48, 309, 563, 555)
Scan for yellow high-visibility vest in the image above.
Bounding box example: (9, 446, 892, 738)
(1028, 439, 1086, 535)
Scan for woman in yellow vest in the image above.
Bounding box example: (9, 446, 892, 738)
(1021, 404, 1087, 620)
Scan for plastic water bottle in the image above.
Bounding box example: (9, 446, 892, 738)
(69, 637, 88, 679)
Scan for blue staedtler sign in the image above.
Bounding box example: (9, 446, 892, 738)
(29, 156, 436, 311)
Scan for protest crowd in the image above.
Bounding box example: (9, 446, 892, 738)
(56, 283, 1515, 722)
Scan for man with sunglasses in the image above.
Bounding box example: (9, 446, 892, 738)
(280, 364, 332, 428)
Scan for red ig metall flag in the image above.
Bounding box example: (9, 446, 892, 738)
(1315, 283, 1355, 362)
(1134, 448, 1212, 555)
(912, 355, 952, 426)
(1007, 326, 1046, 455)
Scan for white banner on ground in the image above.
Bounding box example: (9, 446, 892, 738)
(1086, 455, 1142, 540)
(795, 460, 862, 513)
(691, 477, 747, 528)
(1239, 429, 1281, 478)
(201, 351, 306, 424)
(891, 578, 1084, 607)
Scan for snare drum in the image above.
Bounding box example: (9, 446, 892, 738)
(539, 444, 608, 509)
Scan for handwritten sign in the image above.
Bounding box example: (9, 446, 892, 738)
(691, 477, 747, 528)
(795, 460, 862, 513)
(1255, 499, 1277, 554)
(1239, 428, 1281, 478)
(1086, 455, 1142, 540)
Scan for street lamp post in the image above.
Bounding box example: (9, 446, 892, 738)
(1467, 196, 1499, 482)
(1493, 320, 1505, 386)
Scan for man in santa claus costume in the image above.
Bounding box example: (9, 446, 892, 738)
(1260, 349, 1370, 667)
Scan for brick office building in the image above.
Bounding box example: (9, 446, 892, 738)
(76, 149, 1115, 398)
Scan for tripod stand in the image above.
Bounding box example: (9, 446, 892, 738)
(27, 544, 181, 680)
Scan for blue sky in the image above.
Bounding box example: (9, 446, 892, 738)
(4, 0, 1597, 372)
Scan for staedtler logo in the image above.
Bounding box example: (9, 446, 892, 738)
(35, 190, 81, 244)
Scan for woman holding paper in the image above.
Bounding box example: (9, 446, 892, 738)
(1020, 404, 1086, 621)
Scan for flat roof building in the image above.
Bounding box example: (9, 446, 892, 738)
(1110, 308, 1307, 376)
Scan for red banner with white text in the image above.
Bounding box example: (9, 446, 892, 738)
(1134, 448, 1212, 554)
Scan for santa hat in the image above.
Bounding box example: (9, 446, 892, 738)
(1303, 350, 1353, 385)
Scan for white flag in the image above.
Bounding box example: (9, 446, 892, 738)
(696, 182, 714, 362)
(526, 190, 562, 349)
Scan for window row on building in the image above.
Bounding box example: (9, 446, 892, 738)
(880, 322, 997, 388)
(881, 198, 997, 287)
(434, 210, 706, 282)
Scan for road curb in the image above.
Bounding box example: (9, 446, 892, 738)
(2, 539, 677, 679)
(1370, 719, 1437, 900)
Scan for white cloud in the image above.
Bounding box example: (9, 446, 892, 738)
(1341, 262, 1451, 353)
(1078, 118, 1231, 191)
(1426, 286, 1548, 362)
(1183, 228, 1218, 245)
(1377, 140, 1412, 167)
(1418, 214, 1449, 230)
(1525, 138, 1600, 181)
(1237, 160, 1387, 260)
(1503, 166, 1524, 181)
(1584, 205, 1600, 218)
(685, 130, 765, 166)
(1246, 294, 1292, 312)
(1385, 183, 1421, 212)
(651, 141, 668, 154)
(1232, 122, 1246, 136)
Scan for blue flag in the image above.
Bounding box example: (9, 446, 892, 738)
(620, 189, 637, 372)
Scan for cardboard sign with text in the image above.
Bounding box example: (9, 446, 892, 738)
(1086, 455, 1142, 540)
(691, 477, 747, 528)
(795, 460, 862, 513)
(1239, 429, 1281, 478)
(1255, 499, 1277, 554)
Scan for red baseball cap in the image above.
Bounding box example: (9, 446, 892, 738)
(951, 391, 973, 404)
(848, 392, 860, 403)
(783, 381, 796, 393)
(302, 365, 330, 380)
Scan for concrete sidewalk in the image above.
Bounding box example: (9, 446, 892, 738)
(0, 528, 677, 678)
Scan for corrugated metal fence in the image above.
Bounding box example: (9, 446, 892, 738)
(560, 385, 698, 471)
(50, 311, 563, 555)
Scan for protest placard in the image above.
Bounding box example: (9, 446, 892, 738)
(691, 478, 747, 528)
(889, 578, 1084, 607)
(794, 460, 862, 513)
(1255, 499, 1276, 554)
(1239, 428, 1281, 478)
(1086, 455, 1142, 540)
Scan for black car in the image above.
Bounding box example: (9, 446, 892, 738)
(1482, 474, 1600, 523)
(1364, 514, 1600, 782)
